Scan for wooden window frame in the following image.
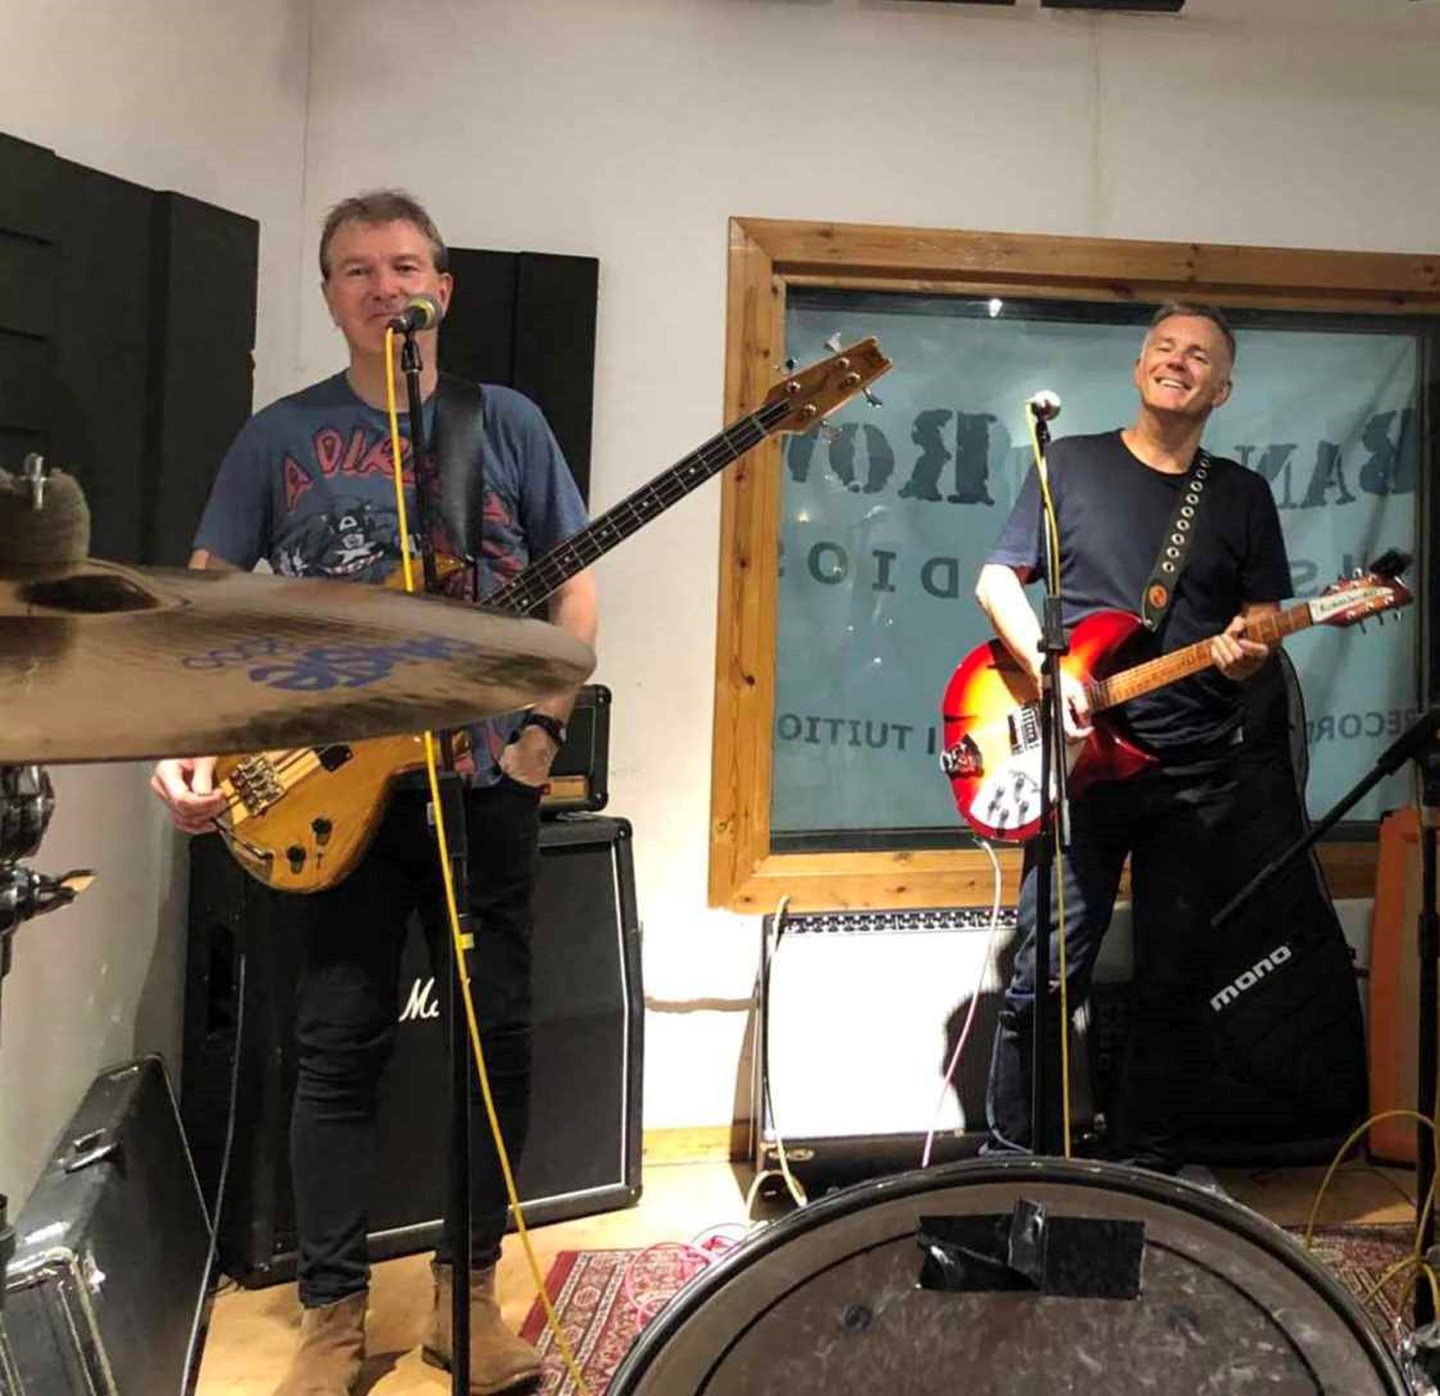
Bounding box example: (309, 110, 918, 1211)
(709, 215, 1439, 912)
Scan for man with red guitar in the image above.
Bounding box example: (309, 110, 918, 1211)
(975, 302, 1292, 1167)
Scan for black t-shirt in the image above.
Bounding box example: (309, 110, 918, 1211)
(987, 430, 1293, 750)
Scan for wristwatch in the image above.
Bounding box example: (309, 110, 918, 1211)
(521, 711, 567, 748)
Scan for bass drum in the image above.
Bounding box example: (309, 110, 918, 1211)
(609, 1158, 1407, 1394)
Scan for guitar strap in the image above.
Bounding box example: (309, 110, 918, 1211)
(1140, 448, 1214, 632)
(431, 372, 488, 597)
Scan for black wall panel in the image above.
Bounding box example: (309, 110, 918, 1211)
(441, 246, 597, 505)
(49, 164, 153, 562)
(0, 134, 57, 467)
(513, 252, 598, 506)
(0, 131, 257, 565)
(145, 193, 258, 564)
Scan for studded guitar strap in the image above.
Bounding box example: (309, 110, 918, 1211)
(1140, 448, 1214, 633)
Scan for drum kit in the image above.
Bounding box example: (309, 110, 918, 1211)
(0, 454, 1436, 1394)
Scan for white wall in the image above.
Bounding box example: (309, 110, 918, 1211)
(0, 0, 312, 1207)
(299, 0, 1440, 1132)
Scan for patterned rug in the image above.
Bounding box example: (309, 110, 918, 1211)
(521, 1225, 1419, 1395)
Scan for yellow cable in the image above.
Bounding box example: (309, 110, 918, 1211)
(1026, 402, 1072, 1160)
(384, 329, 592, 1395)
(1302, 1108, 1436, 1249)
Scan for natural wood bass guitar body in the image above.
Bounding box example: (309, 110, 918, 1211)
(214, 734, 430, 894)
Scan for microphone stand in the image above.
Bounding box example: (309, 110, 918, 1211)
(1029, 405, 1070, 1157)
(0, 760, 85, 1396)
(398, 329, 475, 1395)
(1211, 706, 1440, 1326)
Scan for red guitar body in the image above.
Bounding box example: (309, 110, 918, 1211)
(940, 609, 1158, 842)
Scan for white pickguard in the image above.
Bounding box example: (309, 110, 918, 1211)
(968, 706, 1084, 835)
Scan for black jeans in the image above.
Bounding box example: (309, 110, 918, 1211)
(986, 751, 1247, 1166)
(278, 778, 542, 1307)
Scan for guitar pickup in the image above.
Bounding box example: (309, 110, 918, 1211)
(1008, 705, 1041, 755)
(318, 745, 353, 772)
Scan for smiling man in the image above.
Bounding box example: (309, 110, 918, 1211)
(151, 190, 596, 1396)
(972, 302, 1292, 1170)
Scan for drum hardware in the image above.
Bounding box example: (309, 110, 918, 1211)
(609, 1157, 1411, 1394)
(0, 755, 93, 1396)
(917, 1199, 1143, 1299)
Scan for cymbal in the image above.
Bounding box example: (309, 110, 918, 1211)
(0, 559, 595, 763)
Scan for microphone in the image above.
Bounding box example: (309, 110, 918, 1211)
(1027, 390, 1062, 422)
(388, 294, 444, 334)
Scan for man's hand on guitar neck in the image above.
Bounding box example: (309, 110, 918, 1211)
(151, 755, 227, 834)
(1211, 606, 1276, 683)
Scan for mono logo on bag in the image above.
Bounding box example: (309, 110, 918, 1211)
(1210, 944, 1293, 1013)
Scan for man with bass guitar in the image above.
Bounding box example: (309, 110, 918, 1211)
(974, 302, 1292, 1168)
(151, 189, 597, 1396)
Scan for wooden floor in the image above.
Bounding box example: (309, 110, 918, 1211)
(195, 1156, 1419, 1394)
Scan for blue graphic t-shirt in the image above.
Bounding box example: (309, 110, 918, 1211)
(194, 372, 589, 781)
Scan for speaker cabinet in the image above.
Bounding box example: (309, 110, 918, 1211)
(182, 814, 642, 1286)
(753, 906, 1137, 1186)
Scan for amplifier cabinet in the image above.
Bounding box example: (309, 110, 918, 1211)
(6, 1056, 210, 1396)
(541, 683, 610, 816)
(183, 814, 643, 1286)
(753, 906, 1131, 1184)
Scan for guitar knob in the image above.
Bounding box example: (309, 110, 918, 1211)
(286, 845, 306, 872)
(311, 817, 333, 847)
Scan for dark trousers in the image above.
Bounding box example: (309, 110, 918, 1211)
(276, 778, 542, 1307)
(986, 751, 1246, 1166)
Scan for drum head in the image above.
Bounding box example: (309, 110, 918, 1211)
(610, 1158, 1405, 1394)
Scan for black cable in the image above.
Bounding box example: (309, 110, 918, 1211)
(180, 949, 247, 1396)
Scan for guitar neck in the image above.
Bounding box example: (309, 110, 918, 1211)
(1086, 604, 1313, 712)
(485, 399, 790, 615)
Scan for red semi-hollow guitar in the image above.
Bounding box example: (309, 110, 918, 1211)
(940, 551, 1413, 843)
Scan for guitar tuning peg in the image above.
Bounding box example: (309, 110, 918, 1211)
(862, 387, 883, 408)
(776, 357, 797, 373)
(825, 333, 843, 353)
(814, 423, 841, 444)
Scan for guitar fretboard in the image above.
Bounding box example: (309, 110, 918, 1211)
(485, 398, 791, 615)
(1084, 603, 1314, 712)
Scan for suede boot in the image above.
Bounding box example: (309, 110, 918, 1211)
(272, 1290, 367, 1396)
(422, 1261, 543, 1395)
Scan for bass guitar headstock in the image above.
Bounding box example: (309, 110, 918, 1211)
(760, 338, 892, 435)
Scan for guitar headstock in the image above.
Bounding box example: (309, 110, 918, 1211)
(760, 338, 893, 434)
(1310, 550, 1414, 629)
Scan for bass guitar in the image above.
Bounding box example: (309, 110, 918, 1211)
(940, 551, 1412, 843)
(214, 337, 892, 892)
